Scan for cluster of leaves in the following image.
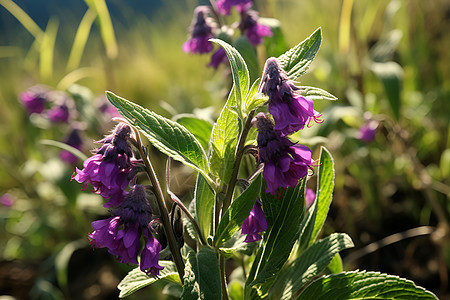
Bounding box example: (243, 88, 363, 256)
(105, 28, 437, 299)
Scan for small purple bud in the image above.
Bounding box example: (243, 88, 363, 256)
(0, 193, 14, 207)
(208, 48, 228, 69)
(241, 200, 267, 243)
(19, 85, 49, 114)
(358, 120, 378, 143)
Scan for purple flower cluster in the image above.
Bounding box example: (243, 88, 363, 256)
(183, 1, 272, 69)
(256, 113, 314, 195)
(74, 123, 164, 276)
(241, 200, 267, 242)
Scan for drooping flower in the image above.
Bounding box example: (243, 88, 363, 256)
(88, 185, 164, 276)
(47, 102, 70, 123)
(216, 0, 253, 15)
(208, 47, 228, 69)
(305, 188, 316, 210)
(19, 85, 49, 114)
(261, 57, 322, 136)
(60, 129, 83, 164)
(357, 119, 378, 143)
(183, 6, 216, 54)
(241, 200, 267, 243)
(72, 123, 137, 207)
(256, 113, 314, 194)
(239, 10, 272, 46)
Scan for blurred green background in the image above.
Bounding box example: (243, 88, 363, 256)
(0, 0, 449, 299)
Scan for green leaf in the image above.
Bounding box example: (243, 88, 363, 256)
(195, 173, 215, 240)
(261, 17, 288, 57)
(174, 114, 213, 152)
(39, 139, 88, 161)
(298, 86, 338, 101)
(219, 231, 257, 259)
(248, 180, 306, 294)
(234, 36, 259, 84)
(214, 175, 262, 248)
(273, 233, 354, 300)
(244, 78, 267, 114)
(229, 280, 245, 300)
(181, 248, 222, 300)
(209, 88, 240, 183)
(118, 261, 181, 298)
(297, 271, 438, 300)
(303, 147, 335, 247)
(370, 61, 403, 120)
(326, 253, 344, 274)
(277, 28, 322, 80)
(106, 92, 210, 177)
(211, 39, 250, 112)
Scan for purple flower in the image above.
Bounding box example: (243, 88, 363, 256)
(261, 58, 322, 136)
(257, 113, 314, 195)
(97, 96, 121, 118)
(208, 48, 228, 69)
(305, 188, 315, 210)
(72, 123, 136, 207)
(357, 120, 378, 143)
(216, 0, 253, 15)
(88, 185, 163, 276)
(0, 193, 14, 207)
(19, 85, 49, 114)
(60, 129, 83, 164)
(183, 6, 216, 54)
(239, 10, 272, 46)
(241, 200, 267, 242)
(47, 103, 70, 123)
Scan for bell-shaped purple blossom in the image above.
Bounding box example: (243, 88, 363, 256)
(183, 6, 216, 54)
(261, 58, 322, 136)
(47, 103, 70, 123)
(216, 0, 253, 15)
(19, 85, 49, 114)
(72, 123, 136, 207)
(208, 48, 228, 69)
(239, 10, 272, 46)
(305, 188, 316, 210)
(88, 185, 164, 276)
(60, 129, 83, 164)
(241, 200, 267, 243)
(256, 113, 314, 194)
(357, 119, 378, 143)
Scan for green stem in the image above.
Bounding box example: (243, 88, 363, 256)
(132, 126, 185, 282)
(221, 110, 255, 215)
(219, 255, 229, 300)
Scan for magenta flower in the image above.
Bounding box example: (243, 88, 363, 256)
(257, 113, 314, 194)
(239, 10, 272, 46)
(47, 103, 70, 123)
(305, 188, 316, 210)
(19, 85, 49, 114)
(0, 193, 14, 207)
(141, 230, 164, 276)
(183, 6, 216, 54)
(242, 200, 267, 242)
(357, 120, 378, 143)
(261, 58, 322, 136)
(60, 129, 83, 164)
(208, 48, 228, 69)
(216, 0, 253, 15)
(72, 123, 136, 207)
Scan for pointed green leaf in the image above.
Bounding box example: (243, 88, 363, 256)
(298, 86, 338, 101)
(326, 253, 344, 274)
(118, 261, 181, 298)
(181, 248, 222, 300)
(273, 233, 354, 300)
(248, 180, 306, 294)
(174, 114, 213, 153)
(277, 28, 322, 80)
(244, 78, 267, 114)
(211, 39, 250, 111)
(219, 231, 257, 259)
(297, 271, 437, 300)
(106, 92, 210, 177)
(210, 88, 240, 182)
(195, 173, 215, 240)
(214, 175, 262, 248)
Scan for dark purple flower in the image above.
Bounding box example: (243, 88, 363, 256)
(256, 113, 314, 194)
(97, 96, 121, 118)
(241, 200, 267, 242)
(240, 10, 272, 46)
(261, 58, 322, 136)
(72, 123, 136, 207)
(47, 103, 70, 123)
(19, 85, 49, 114)
(216, 0, 253, 15)
(305, 188, 315, 210)
(0, 193, 14, 207)
(88, 185, 163, 275)
(60, 129, 83, 164)
(183, 6, 216, 54)
(357, 120, 378, 143)
(208, 48, 228, 69)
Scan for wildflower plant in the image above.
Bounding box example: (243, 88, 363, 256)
(74, 28, 437, 299)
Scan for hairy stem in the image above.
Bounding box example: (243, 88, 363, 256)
(132, 126, 185, 282)
(219, 255, 229, 300)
